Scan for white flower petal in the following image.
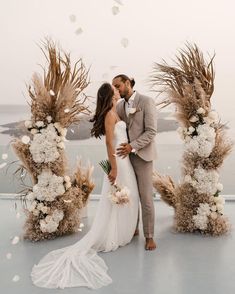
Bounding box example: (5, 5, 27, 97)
(2, 153, 8, 160)
(70, 129, 75, 133)
(77, 228, 82, 232)
(121, 38, 129, 48)
(11, 236, 20, 245)
(12, 275, 20, 282)
(49, 90, 55, 96)
(79, 223, 84, 228)
(6, 253, 12, 259)
(64, 109, 70, 113)
(75, 27, 83, 35)
(69, 14, 76, 22)
(0, 162, 7, 169)
(112, 6, 120, 15)
(21, 135, 30, 144)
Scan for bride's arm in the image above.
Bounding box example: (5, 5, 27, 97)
(105, 111, 117, 185)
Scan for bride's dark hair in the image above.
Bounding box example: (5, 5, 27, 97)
(90, 83, 114, 138)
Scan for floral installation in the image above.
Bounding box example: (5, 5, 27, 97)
(151, 43, 233, 235)
(12, 40, 94, 241)
(99, 159, 130, 205)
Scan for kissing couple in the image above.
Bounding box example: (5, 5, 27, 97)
(31, 74, 157, 289)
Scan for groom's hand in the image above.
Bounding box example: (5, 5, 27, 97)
(116, 143, 132, 158)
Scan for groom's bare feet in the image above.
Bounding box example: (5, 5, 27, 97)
(145, 238, 157, 250)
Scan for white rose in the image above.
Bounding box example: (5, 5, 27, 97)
(197, 108, 206, 114)
(21, 135, 30, 144)
(216, 183, 223, 192)
(46, 116, 52, 123)
(30, 128, 38, 135)
(35, 121, 45, 128)
(189, 115, 199, 123)
(24, 120, 33, 128)
(208, 111, 219, 123)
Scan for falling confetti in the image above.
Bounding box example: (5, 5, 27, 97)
(6, 253, 12, 259)
(114, 0, 123, 5)
(75, 28, 83, 35)
(79, 223, 84, 228)
(12, 275, 20, 282)
(49, 89, 55, 96)
(2, 153, 8, 160)
(11, 236, 20, 245)
(64, 108, 70, 113)
(112, 6, 120, 15)
(0, 162, 7, 169)
(121, 38, 129, 48)
(21, 136, 30, 144)
(109, 65, 118, 70)
(69, 14, 76, 22)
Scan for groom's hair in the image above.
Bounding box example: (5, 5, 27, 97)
(113, 74, 135, 88)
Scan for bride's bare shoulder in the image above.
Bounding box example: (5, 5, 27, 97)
(105, 110, 117, 124)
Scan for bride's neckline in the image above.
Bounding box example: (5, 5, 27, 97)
(115, 120, 125, 126)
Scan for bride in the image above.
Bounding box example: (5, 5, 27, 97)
(31, 83, 139, 289)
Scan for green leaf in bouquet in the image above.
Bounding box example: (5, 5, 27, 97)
(99, 159, 111, 175)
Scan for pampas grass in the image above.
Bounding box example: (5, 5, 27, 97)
(12, 40, 94, 241)
(151, 43, 233, 236)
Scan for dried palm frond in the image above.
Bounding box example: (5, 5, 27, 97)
(152, 172, 177, 208)
(28, 39, 90, 127)
(150, 43, 215, 111)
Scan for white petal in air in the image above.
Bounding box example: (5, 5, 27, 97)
(114, 0, 123, 5)
(6, 253, 12, 259)
(2, 153, 8, 160)
(69, 14, 76, 22)
(112, 6, 120, 15)
(11, 236, 20, 245)
(70, 129, 75, 133)
(49, 90, 55, 96)
(0, 162, 7, 169)
(75, 28, 83, 35)
(121, 38, 129, 48)
(64, 108, 70, 113)
(12, 275, 20, 282)
(21, 136, 30, 144)
(79, 223, 84, 228)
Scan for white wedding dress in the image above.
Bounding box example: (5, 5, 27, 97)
(31, 120, 139, 289)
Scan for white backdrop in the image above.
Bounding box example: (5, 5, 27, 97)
(0, 0, 234, 124)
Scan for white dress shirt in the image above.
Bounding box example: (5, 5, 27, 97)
(125, 91, 136, 116)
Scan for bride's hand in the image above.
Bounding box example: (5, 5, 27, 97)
(108, 169, 117, 185)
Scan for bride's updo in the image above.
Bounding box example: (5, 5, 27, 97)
(90, 83, 114, 138)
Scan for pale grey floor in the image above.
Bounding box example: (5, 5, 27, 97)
(1, 199, 235, 294)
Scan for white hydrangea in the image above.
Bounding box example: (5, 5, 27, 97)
(185, 167, 219, 195)
(29, 124, 60, 163)
(31, 170, 65, 202)
(35, 121, 45, 128)
(193, 203, 211, 230)
(39, 209, 64, 233)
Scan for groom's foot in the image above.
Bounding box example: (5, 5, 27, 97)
(134, 229, 139, 236)
(145, 238, 157, 251)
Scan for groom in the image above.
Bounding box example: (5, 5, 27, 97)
(112, 74, 157, 250)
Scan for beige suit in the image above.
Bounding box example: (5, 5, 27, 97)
(116, 91, 157, 238)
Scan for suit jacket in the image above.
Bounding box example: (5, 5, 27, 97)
(116, 91, 157, 161)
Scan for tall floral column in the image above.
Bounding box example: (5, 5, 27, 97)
(151, 44, 233, 235)
(12, 41, 94, 241)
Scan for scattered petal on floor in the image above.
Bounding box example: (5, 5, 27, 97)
(79, 223, 84, 228)
(112, 6, 120, 15)
(77, 228, 82, 232)
(69, 14, 76, 22)
(0, 162, 7, 169)
(75, 27, 83, 35)
(6, 253, 12, 259)
(2, 153, 8, 160)
(114, 0, 123, 5)
(12, 275, 20, 282)
(121, 38, 129, 48)
(21, 136, 30, 144)
(11, 236, 20, 245)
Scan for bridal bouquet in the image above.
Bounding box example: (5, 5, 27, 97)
(99, 160, 130, 205)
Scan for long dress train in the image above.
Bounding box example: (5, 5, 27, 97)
(31, 121, 139, 289)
